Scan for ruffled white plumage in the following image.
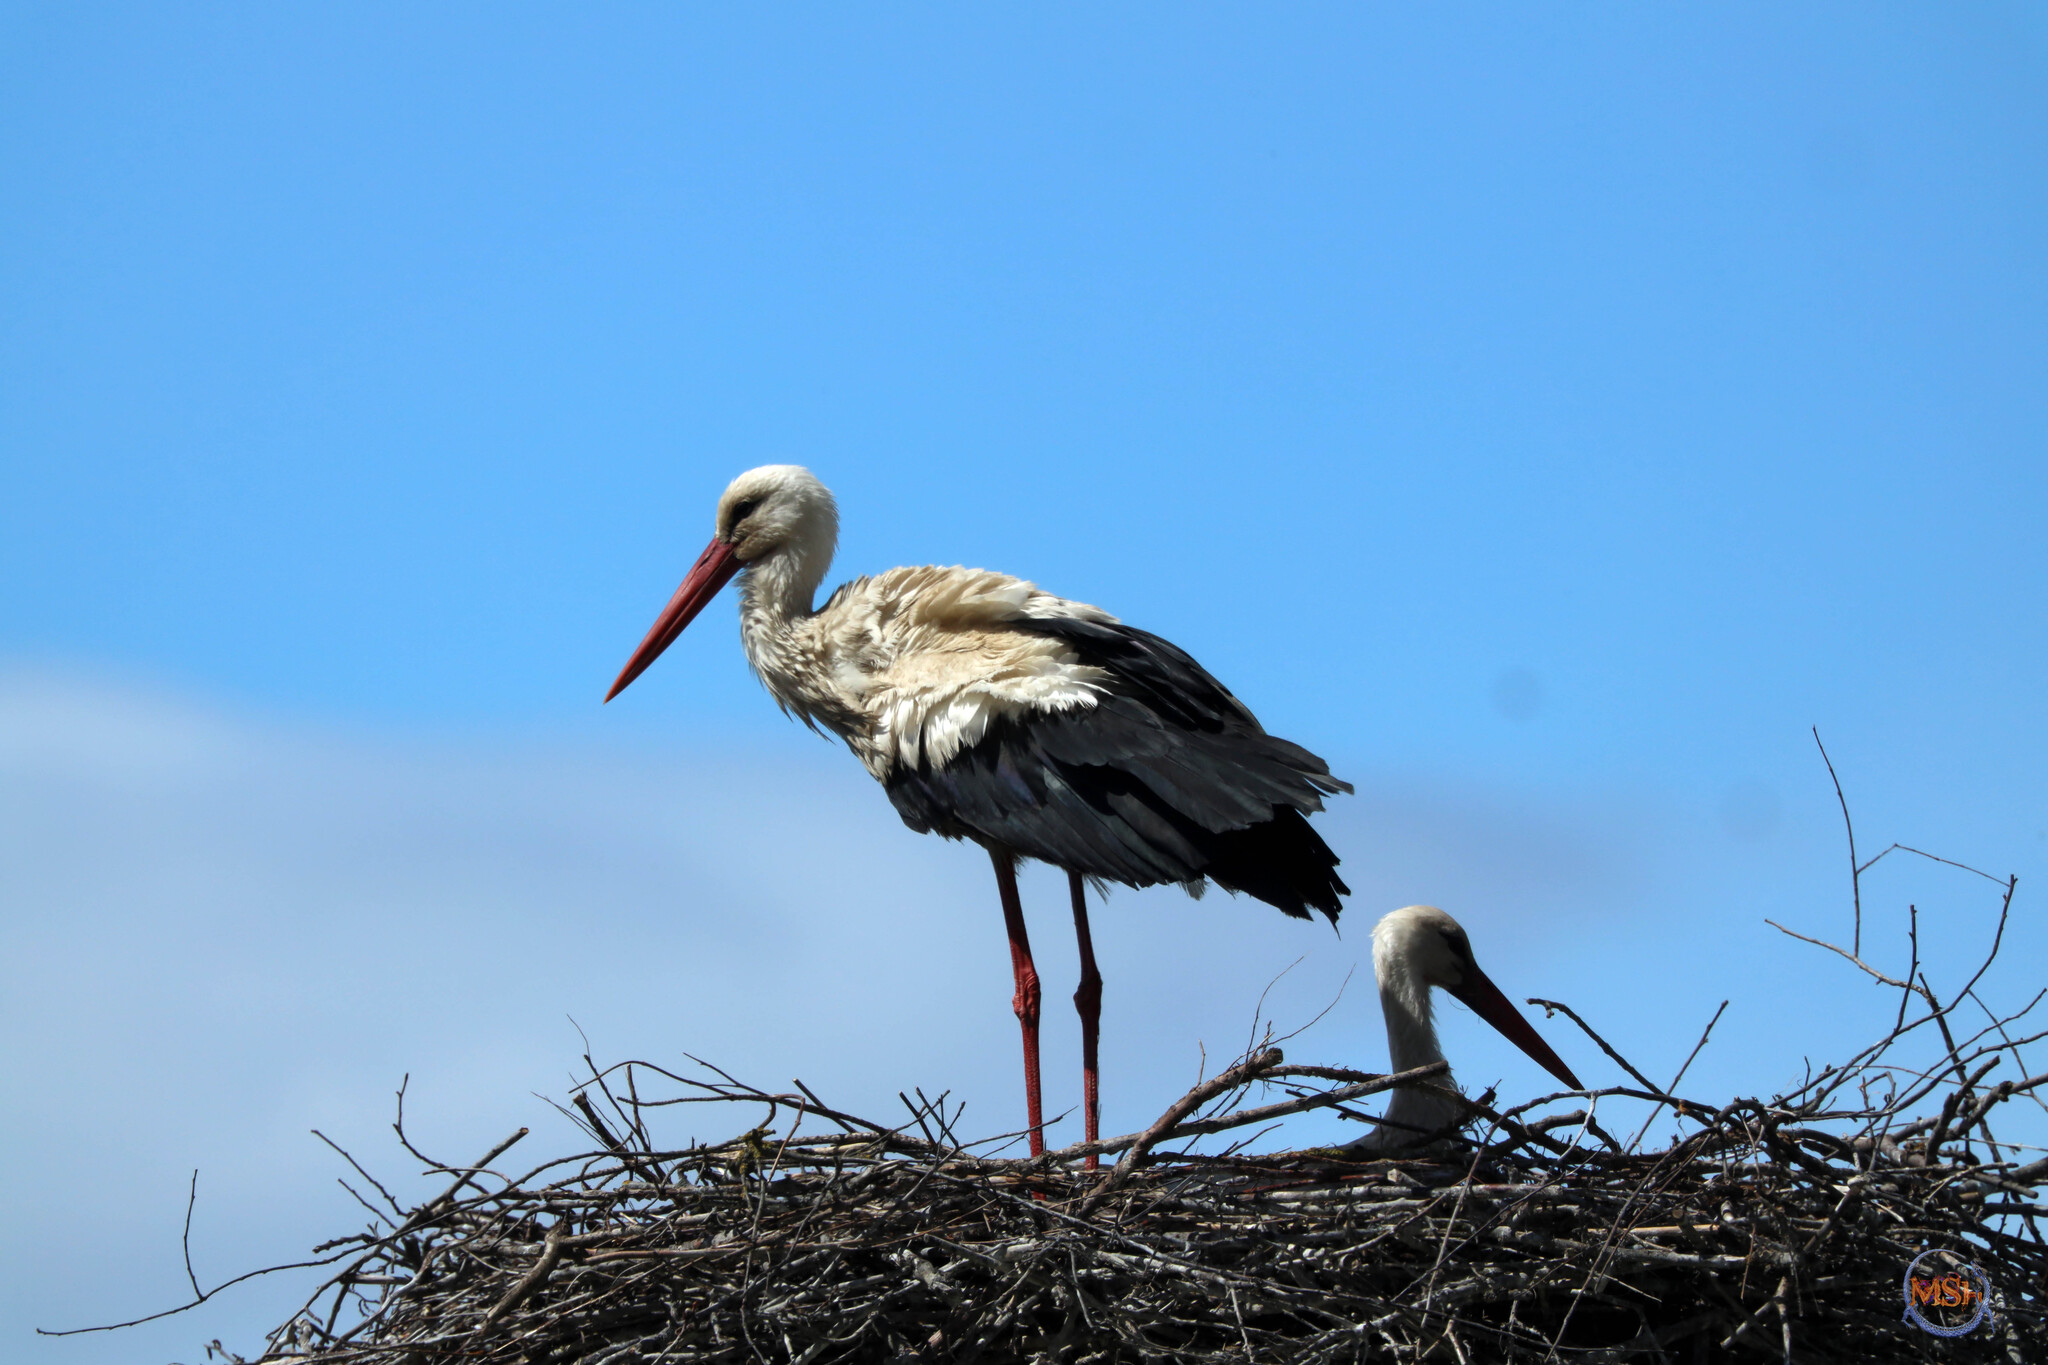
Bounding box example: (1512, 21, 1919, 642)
(739, 543, 1119, 778)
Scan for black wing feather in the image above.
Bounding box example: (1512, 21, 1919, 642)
(883, 618, 1351, 922)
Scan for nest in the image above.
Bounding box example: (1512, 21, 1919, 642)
(200, 1032, 2043, 1365)
(57, 802, 2048, 1363)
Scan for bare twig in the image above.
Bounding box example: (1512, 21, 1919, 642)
(1526, 998, 1661, 1096)
(1079, 1047, 1285, 1212)
(1628, 1000, 1727, 1152)
(1813, 727, 1861, 956)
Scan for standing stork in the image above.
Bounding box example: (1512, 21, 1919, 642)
(1358, 905, 1582, 1149)
(605, 465, 1351, 1160)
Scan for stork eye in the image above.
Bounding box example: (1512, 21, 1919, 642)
(732, 497, 761, 522)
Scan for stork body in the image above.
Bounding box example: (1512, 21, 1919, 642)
(608, 466, 1351, 1157)
(1358, 905, 1582, 1150)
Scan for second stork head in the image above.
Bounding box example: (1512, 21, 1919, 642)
(1365, 905, 1582, 1147)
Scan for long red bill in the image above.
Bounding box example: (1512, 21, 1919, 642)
(604, 538, 742, 702)
(1446, 965, 1584, 1091)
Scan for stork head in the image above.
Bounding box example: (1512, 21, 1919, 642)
(715, 464, 839, 566)
(606, 465, 839, 702)
(1372, 905, 1583, 1091)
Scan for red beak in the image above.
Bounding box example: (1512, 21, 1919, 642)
(605, 538, 743, 702)
(1446, 965, 1584, 1091)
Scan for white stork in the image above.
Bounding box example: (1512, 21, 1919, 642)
(1358, 905, 1582, 1149)
(606, 466, 1352, 1160)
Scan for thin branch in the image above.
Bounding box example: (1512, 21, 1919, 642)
(311, 1131, 404, 1219)
(181, 1171, 202, 1300)
(1629, 1000, 1728, 1152)
(1813, 727, 1861, 956)
(1527, 998, 1661, 1096)
(1079, 1048, 1286, 1212)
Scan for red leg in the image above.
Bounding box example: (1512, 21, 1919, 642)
(1069, 871, 1103, 1169)
(990, 850, 1044, 1157)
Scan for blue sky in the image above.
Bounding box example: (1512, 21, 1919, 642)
(4, 7, 2045, 1361)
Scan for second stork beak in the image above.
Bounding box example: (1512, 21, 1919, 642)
(605, 538, 743, 702)
(1446, 966, 1584, 1091)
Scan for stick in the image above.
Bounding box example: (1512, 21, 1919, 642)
(1813, 727, 1862, 957)
(1080, 1048, 1284, 1212)
(477, 1221, 565, 1335)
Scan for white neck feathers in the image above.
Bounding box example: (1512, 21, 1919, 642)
(1377, 964, 1445, 1076)
(738, 538, 830, 630)
(1364, 906, 1466, 1148)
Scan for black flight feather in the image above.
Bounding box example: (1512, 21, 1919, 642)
(882, 618, 1351, 923)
